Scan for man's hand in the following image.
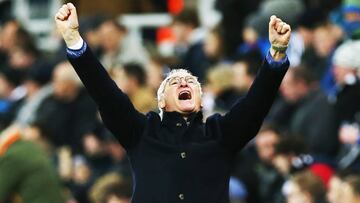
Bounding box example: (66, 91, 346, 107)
(268, 15, 291, 61)
(55, 3, 81, 47)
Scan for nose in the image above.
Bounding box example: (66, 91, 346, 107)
(180, 78, 188, 87)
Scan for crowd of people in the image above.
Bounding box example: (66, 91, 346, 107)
(0, 0, 360, 203)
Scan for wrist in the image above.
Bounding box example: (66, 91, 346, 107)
(270, 45, 287, 61)
(64, 30, 81, 48)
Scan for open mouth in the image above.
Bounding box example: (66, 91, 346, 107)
(178, 90, 192, 100)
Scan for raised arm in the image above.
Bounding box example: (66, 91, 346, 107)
(55, 3, 146, 149)
(219, 16, 291, 152)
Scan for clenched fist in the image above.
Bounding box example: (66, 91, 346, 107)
(55, 3, 81, 47)
(268, 15, 291, 60)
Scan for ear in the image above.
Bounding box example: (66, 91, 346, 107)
(158, 97, 165, 109)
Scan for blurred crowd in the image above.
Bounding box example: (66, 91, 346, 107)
(0, 0, 360, 203)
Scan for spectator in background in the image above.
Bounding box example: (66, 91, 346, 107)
(203, 27, 225, 62)
(332, 41, 360, 126)
(98, 18, 149, 69)
(243, 0, 304, 39)
(100, 181, 132, 203)
(232, 50, 262, 96)
(22, 121, 54, 155)
(202, 26, 227, 69)
(272, 136, 309, 177)
(82, 123, 119, 180)
(337, 122, 360, 171)
(273, 134, 335, 189)
(0, 67, 24, 130)
(105, 138, 132, 179)
(253, 124, 284, 203)
(35, 61, 98, 153)
(238, 23, 270, 58)
(79, 15, 106, 56)
(0, 19, 20, 66)
(90, 172, 132, 203)
(285, 170, 327, 203)
(308, 21, 342, 81)
(286, 9, 325, 67)
(331, 41, 360, 170)
(70, 155, 93, 203)
(202, 50, 262, 118)
(0, 126, 65, 203)
(327, 170, 353, 203)
(14, 63, 53, 127)
(110, 63, 157, 113)
(342, 0, 360, 40)
(4, 23, 53, 89)
(215, 0, 262, 58)
(277, 67, 338, 157)
(205, 64, 239, 114)
(341, 174, 360, 203)
(172, 8, 208, 81)
(146, 56, 173, 93)
(8, 27, 40, 70)
(233, 124, 284, 203)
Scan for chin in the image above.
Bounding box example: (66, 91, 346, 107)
(179, 107, 196, 114)
(177, 101, 196, 112)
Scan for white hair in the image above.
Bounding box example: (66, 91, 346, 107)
(156, 69, 202, 118)
(333, 41, 360, 74)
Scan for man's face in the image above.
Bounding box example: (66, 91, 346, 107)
(160, 72, 202, 115)
(333, 65, 356, 85)
(52, 63, 79, 101)
(98, 21, 124, 53)
(172, 22, 191, 44)
(280, 71, 306, 103)
(232, 62, 253, 92)
(255, 130, 279, 163)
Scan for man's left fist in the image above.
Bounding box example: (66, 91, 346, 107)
(269, 15, 291, 48)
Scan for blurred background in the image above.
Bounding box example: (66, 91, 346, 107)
(0, 0, 360, 202)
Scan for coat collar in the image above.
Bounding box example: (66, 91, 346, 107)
(161, 111, 203, 127)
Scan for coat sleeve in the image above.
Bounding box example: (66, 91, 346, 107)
(67, 42, 146, 150)
(218, 53, 289, 152)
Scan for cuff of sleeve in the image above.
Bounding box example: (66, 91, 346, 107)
(66, 39, 87, 59)
(265, 51, 289, 69)
(68, 38, 84, 50)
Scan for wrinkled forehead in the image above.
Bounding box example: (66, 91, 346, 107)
(166, 71, 195, 80)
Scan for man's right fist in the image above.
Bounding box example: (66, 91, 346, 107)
(55, 3, 81, 47)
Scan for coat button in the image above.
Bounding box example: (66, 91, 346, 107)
(176, 123, 182, 127)
(178, 193, 184, 200)
(180, 152, 186, 159)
